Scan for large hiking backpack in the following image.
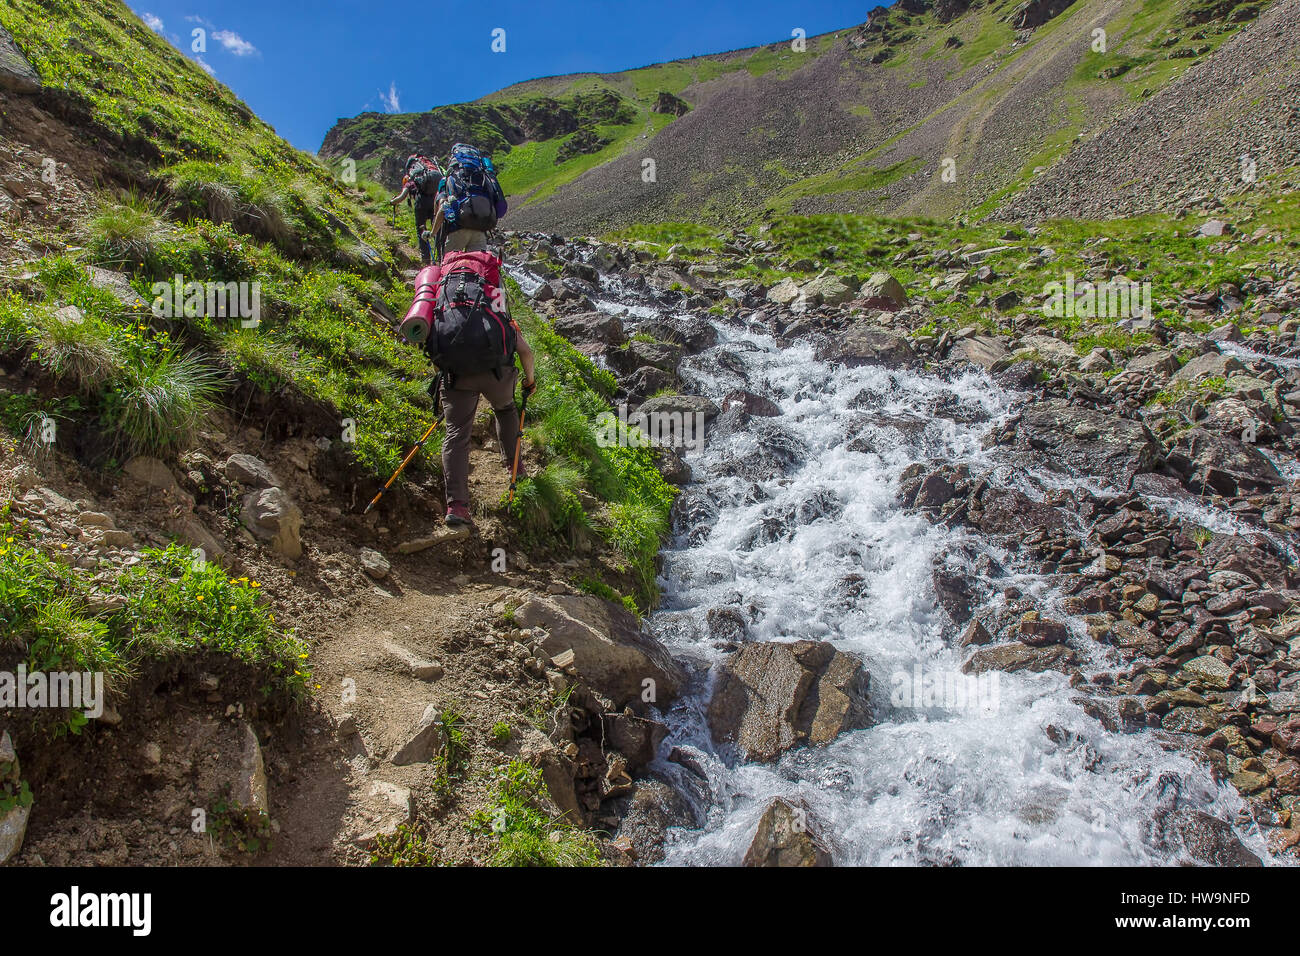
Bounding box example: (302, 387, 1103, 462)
(441, 143, 506, 232)
(406, 154, 442, 198)
(423, 251, 516, 376)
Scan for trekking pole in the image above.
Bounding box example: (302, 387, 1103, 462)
(363, 416, 442, 515)
(507, 390, 530, 507)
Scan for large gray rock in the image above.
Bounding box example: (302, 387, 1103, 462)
(817, 322, 919, 369)
(1125, 350, 1179, 377)
(1173, 351, 1245, 384)
(636, 316, 717, 354)
(708, 640, 872, 762)
(390, 703, 446, 766)
(1165, 428, 1284, 496)
(951, 335, 1008, 370)
(0, 27, 39, 93)
(636, 393, 720, 422)
(963, 641, 1077, 674)
(552, 311, 626, 348)
(743, 798, 832, 867)
(767, 277, 804, 307)
(606, 340, 683, 376)
(224, 453, 280, 488)
(239, 486, 303, 559)
(1009, 399, 1162, 488)
(608, 775, 699, 864)
(801, 273, 855, 307)
(857, 272, 908, 310)
(515, 594, 686, 708)
(1017, 334, 1079, 368)
(1146, 808, 1262, 867)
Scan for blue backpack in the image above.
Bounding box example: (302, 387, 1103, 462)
(441, 143, 507, 233)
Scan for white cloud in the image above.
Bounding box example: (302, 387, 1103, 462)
(195, 55, 216, 76)
(212, 29, 257, 56)
(142, 12, 164, 32)
(380, 81, 401, 113)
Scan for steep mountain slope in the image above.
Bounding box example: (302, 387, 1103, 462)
(319, 0, 1278, 233)
(999, 0, 1300, 221)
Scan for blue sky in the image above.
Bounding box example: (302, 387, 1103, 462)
(128, 1, 870, 153)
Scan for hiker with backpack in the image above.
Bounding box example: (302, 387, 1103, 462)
(390, 153, 443, 265)
(404, 248, 535, 527)
(430, 143, 508, 260)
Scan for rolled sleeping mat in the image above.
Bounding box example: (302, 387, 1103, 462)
(399, 263, 442, 345)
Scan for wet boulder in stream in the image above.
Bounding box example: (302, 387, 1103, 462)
(708, 640, 872, 763)
(1006, 399, 1163, 489)
(743, 797, 833, 867)
(637, 316, 718, 354)
(551, 311, 626, 350)
(816, 321, 919, 369)
(621, 366, 675, 405)
(606, 339, 683, 376)
(1163, 428, 1284, 496)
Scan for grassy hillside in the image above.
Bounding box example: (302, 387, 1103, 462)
(318, 30, 841, 202)
(0, 0, 676, 704)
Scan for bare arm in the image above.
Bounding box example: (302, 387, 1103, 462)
(391, 184, 411, 206)
(513, 324, 536, 387)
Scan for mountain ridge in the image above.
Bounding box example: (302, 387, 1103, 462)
(319, 0, 1282, 232)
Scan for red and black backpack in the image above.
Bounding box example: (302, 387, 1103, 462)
(423, 251, 516, 377)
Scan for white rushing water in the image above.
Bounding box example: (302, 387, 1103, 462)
(510, 260, 1273, 865)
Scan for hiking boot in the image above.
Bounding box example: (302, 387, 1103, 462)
(445, 501, 472, 526)
(505, 459, 528, 482)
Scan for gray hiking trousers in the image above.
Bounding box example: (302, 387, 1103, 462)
(440, 365, 519, 505)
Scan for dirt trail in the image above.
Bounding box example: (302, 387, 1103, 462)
(263, 450, 574, 865)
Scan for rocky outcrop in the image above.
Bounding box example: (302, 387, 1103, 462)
(1009, 0, 1077, 30)
(0, 26, 39, 93)
(652, 91, 690, 117)
(555, 126, 612, 164)
(515, 594, 686, 708)
(0, 732, 30, 864)
(708, 640, 872, 762)
(1008, 400, 1163, 489)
